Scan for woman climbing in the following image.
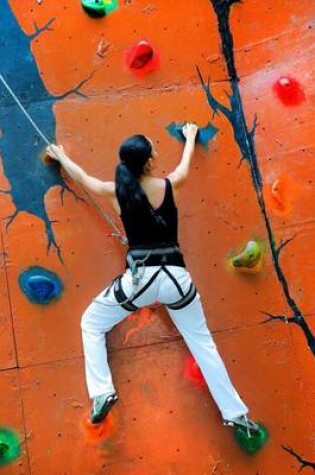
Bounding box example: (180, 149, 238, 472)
(46, 124, 259, 437)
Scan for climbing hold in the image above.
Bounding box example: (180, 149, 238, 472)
(166, 122, 218, 150)
(40, 147, 60, 166)
(269, 178, 292, 216)
(234, 423, 268, 455)
(81, 412, 114, 444)
(183, 354, 206, 388)
(123, 307, 156, 344)
(273, 76, 305, 106)
(102, 0, 118, 14)
(264, 175, 297, 217)
(19, 266, 63, 305)
(0, 427, 21, 467)
(81, 0, 118, 17)
(231, 241, 262, 269)
(82, 0, 106, 17)
(125, 40, 159, 77)
(97, 38, 112, 58)
(271, 179, 286, 211)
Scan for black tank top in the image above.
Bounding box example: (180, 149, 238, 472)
(120, 178, 179, 249)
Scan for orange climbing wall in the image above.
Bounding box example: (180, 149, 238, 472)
(0, 0, 314, 473)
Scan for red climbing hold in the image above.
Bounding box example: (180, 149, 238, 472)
(183, 354, 206, 388)
(125, 40, 159, 77)
(273, 76, 305, 106)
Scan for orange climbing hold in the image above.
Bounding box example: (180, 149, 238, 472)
(264, 175, 297, 216)
(124, 307, 156, 344)
(97, 38, 112, 58)
(81, 412, 115, 444)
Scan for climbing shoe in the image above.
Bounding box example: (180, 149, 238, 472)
(224, 415, 268, 454)
(224, 415, 259, 435)
(90, 393, 118, 424)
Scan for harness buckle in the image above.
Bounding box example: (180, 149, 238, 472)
(127, 251, 152, 288)
(131, 265, 140, 287)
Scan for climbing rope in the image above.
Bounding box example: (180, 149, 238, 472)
(0, 73, 127, 245)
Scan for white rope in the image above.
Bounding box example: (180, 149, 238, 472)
(0, 73, 126, 244)
(0, 73, 50, 145)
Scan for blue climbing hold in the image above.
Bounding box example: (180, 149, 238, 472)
(18, 266, 63, 305)
(166, 122, 218, 150)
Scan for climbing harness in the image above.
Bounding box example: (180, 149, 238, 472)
(0, 73, 126, 245)
(103, 246, 197, 311)
(100, 250, 153, 308)
(113, 264, 197, 312)
(126, 250, 153, 287)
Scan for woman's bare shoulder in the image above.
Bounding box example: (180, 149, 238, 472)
(140, 176, 166, 209)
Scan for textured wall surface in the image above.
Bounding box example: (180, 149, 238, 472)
(0, 0, 314, 473)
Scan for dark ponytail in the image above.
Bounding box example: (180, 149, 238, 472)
(115, 135, 166, 231)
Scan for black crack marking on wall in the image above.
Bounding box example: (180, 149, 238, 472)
(198, 0, 315, 354)
(283, 446, 315, 472)
(0, 0, 94, 262)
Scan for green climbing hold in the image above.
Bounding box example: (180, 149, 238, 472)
(81, 0, 118, 17)
(234, 423, 268, 454)
(0, 428, 21, 467)
(103, 0, 118, 14)
(232, 240, 262, 268)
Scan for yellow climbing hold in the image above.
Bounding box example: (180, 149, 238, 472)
(232, 240, 262, 269)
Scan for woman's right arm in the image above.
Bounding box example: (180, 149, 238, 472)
(167, 123, 198, 190)
(46, 144, 115, 197)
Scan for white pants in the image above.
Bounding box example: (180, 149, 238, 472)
(81, 265, 248, 420)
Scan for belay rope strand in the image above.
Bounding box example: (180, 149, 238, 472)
(0, 74, 161, 309)
(0, 73, 127, 245)
(0, 74, 154, 310)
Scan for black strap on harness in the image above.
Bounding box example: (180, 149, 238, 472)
(162, 266, 185, 297)
(113, 277, 139, 312)
(166, 282, 197, 310)
(113, 268, 161, 312)
(113, 246, 197, 312)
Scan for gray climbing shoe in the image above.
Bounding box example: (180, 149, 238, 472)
(90, 393, 118, 424)
(223, 415, 259, 438)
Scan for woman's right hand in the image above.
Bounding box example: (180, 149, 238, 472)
(182, 123, 198, 142)
(167, 122, 199, 189)
(46, 144, 65, 162)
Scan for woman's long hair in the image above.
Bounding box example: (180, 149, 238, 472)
(115, 134, 166, 231)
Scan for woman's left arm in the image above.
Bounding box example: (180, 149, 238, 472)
(46, 144, 115, 197)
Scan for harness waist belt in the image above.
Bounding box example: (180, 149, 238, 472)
(129, 246, 181, 257)
(126, 245, 185, 268)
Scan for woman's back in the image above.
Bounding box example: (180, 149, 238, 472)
(139, 176, 168, 210)
(119, 176, 179, 249)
